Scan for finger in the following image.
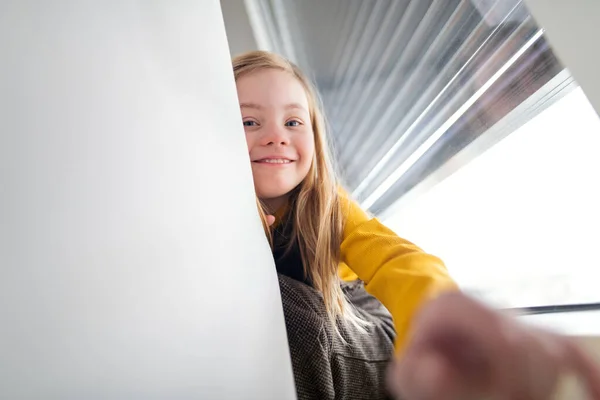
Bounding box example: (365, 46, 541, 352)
(265, 215, 276, 226)
(409, 293, 513, 393)
(563, 338, 600, 399)
(498, 326, 560, 400)
(389, 350, 468, 400)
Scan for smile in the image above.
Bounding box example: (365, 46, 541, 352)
(255, 159, 294, 164)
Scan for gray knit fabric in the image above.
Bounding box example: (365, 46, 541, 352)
(278, 274, 396, 400)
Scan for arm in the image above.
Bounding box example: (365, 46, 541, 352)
(339, 192, 458, 352)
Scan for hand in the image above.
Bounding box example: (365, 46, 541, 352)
(387, 292, 600, 400)
(266, 215, 275, 227)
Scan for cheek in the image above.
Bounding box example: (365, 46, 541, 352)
(245, 133, 262, 161)
(298, 135, 315, 165)
(244, 133, 254, 152)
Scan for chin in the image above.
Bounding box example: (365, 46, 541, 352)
(256, 185, 296, 202)
(255, 180, 296, 196)
(256, 190, 289, 201)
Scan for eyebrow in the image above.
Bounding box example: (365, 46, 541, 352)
(240, 102, 308, 113)
(240, 102, 262, 110)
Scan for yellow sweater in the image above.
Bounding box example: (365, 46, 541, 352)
(338, 192, 457, 351)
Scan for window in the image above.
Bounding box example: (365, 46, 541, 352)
(384, 87, 600, 310)
(224, 0, 600, 323)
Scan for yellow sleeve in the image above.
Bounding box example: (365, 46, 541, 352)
(339, 192, 458, 352)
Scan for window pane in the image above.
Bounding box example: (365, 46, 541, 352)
(223, 0, 600, 309)
(384, 87, 600, 308)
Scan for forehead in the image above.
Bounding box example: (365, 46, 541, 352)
(236, 69, 310, 111)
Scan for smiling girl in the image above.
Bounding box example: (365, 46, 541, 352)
(232, 51, 600, 400)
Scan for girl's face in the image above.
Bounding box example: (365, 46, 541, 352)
(237, 69, 315, 211)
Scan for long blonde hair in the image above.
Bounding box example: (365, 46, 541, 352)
(233, 51, 367, 331)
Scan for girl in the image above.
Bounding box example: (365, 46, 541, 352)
(233, 51, 600, 400)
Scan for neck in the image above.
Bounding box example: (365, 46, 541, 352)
(261, 195, 289, 215)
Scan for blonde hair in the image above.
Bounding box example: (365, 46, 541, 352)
(233, 51, 367, 332)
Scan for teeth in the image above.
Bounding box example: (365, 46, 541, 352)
(261, 159, 291, 164)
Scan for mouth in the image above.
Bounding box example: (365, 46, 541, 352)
(253, 158, 295, 164)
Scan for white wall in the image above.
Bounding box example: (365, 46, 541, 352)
(0, 2, 294, 398)
(221, 0, 258, 56)
(525, 0, 600, 117)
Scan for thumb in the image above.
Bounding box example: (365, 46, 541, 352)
(265, 214, 276, 227)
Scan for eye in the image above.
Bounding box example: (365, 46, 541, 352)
(285, 119, 302, 127)
(243, 120, 258, 127)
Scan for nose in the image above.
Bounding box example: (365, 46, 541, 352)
(260, 124, 289, 146)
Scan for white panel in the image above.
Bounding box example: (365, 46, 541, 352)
(525, 0, 600, 116)
(221, 0, 258, 56)
(0, 1, 295, 399)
